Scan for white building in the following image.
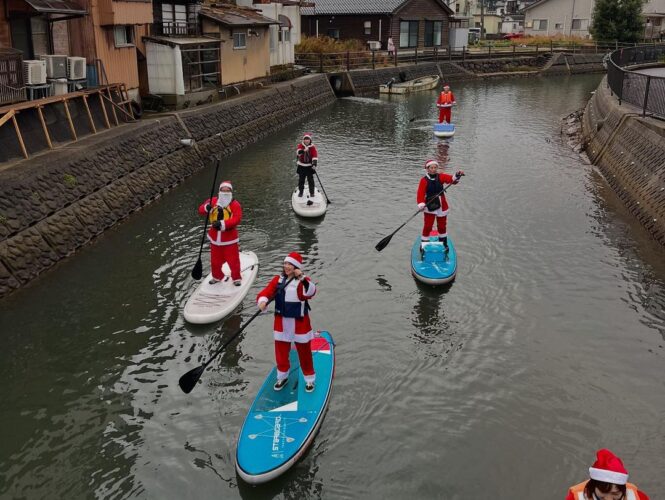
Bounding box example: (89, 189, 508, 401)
(236, 0, 301, 66)
(524, 0, 664, 38)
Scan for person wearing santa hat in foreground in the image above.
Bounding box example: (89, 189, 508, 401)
(436, 84, 456, 124)
(198, 181, 242, 285)
(417, 159, 464, 251)
(257, 252, 317, 392)
(565, 449, 649, 500)
(296, 133, 319, 206)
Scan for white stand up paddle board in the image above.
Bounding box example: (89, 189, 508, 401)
(184, 251, 259, 324)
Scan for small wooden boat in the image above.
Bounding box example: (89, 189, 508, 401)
(379, 75, 440, 95)
(433, 122, 455, 138)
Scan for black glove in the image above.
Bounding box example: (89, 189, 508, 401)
(297, 149, 305, 157)
(212, 221, 222, 230)
(205, 203, 211, 212)
(312, 160, 318, 168)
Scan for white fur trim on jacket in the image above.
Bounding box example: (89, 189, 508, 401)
(589, 467, 628, 485)
(207, 235, 238, 246)
(424, 207, 449, 217)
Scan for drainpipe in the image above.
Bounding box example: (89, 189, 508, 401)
(316, 19, 319, 38)
(569, 0, 576, 35)
(379, 18, 382, 44)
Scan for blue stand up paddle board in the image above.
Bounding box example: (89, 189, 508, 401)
(236, 331, 335, 484)
(411, 235, 457, 285)
(433, 122, 455, 138)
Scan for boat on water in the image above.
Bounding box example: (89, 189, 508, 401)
(379, 75, 440, 95)
(291, 187, 327, 218)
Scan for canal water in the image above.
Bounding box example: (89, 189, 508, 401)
(1, 74, 664, 499)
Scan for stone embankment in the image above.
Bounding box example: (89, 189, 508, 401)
(581, 77, 665, 245)
(0, 74, 335, 298)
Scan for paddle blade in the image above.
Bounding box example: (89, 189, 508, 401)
(179, 365, 205, 394)
(375, 234, 393, 252)
(191, 258, 203, 280)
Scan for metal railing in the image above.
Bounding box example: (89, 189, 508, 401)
(607, 43, 665, 119)
(295, 40, 631, 73)
(152, 21, 201, 37)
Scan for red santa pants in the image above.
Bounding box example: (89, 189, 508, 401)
(210, 242, 241, 280)
(438, 107, 452, 123)
(275, 340, 315, 382)
(422, 213, 447, 239)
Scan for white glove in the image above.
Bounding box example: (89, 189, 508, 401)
(418, 202, 426, 211)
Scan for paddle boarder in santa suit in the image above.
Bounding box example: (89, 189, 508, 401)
(198, 181, 242, 285)
(437, 84, 456, 123)
(257, 252, 317, 393)
(296, 133, 318, 206)
(565, 449, 650, 500)
(417, 159, 464, 251)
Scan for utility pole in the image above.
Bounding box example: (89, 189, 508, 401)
(480, 0, 485, 40)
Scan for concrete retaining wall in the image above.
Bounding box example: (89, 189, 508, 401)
(0, 74, 335, 298)
(582, 77, 665, 246)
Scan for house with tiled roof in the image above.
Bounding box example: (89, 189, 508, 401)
(301, 0, 455, 51)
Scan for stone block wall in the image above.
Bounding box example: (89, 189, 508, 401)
(542, 52, 605, 75)
(457, 55, 550, 73)
(0, 74, 335, 298)
(582, 78, 665, 246)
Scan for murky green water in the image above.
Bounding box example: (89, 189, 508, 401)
(1, 74, 664, 499)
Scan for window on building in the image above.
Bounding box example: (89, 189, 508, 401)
(456, 4, 460, 12)
(162, 3, 188, 35)
(233, 32, 246, 49)
(571, 19, 588, 30)
(283, 28, 291, 42)
(328, 28, 340, 39)
(270, 25, 277, 50)
(399, 20, 418, 48)
(364, 21, 371, 35)
(555, 23, 563, 29)
(114, 25, 134, 47)
(532, 19, 548, 31)
(424, 20, 442, 46)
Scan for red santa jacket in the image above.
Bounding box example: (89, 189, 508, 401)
(198, 198, 242, 246)
(257, 274, 316, 342)
(296, 143, 318, 167)
(417, 173, 458, 214)
(437, 91, 456, 107)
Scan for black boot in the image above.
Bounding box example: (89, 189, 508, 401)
(439, 236, 449, 252)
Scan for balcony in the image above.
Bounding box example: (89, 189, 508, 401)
(152, 21, 201, 37)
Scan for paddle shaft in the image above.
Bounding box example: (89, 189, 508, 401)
(199, 277, 295, 372)
(375, 181, 458, 252)
(196, 157, 221, 262)
(313, 169, 331, 204)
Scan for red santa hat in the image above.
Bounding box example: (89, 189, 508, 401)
(424, 159, 440, 169)
(589, 449, 629, 485)
(284, 252, 303, 269)
(303, 133, 313, 141)
(219, 181, 233, 191)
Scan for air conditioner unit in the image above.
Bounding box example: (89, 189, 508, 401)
(67, 57, 87, 80)
(367, 40, 381, 50)
(23, 60, 47, 85)
(40, 54, 68, 78)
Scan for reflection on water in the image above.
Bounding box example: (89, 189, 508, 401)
(1, 74, 665, 498)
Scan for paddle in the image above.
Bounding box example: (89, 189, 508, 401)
(178, 277, 294, 394)
(192, 156, 221, 280)
(314, 169, 332, 204)
(375, 180, 458, 252)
